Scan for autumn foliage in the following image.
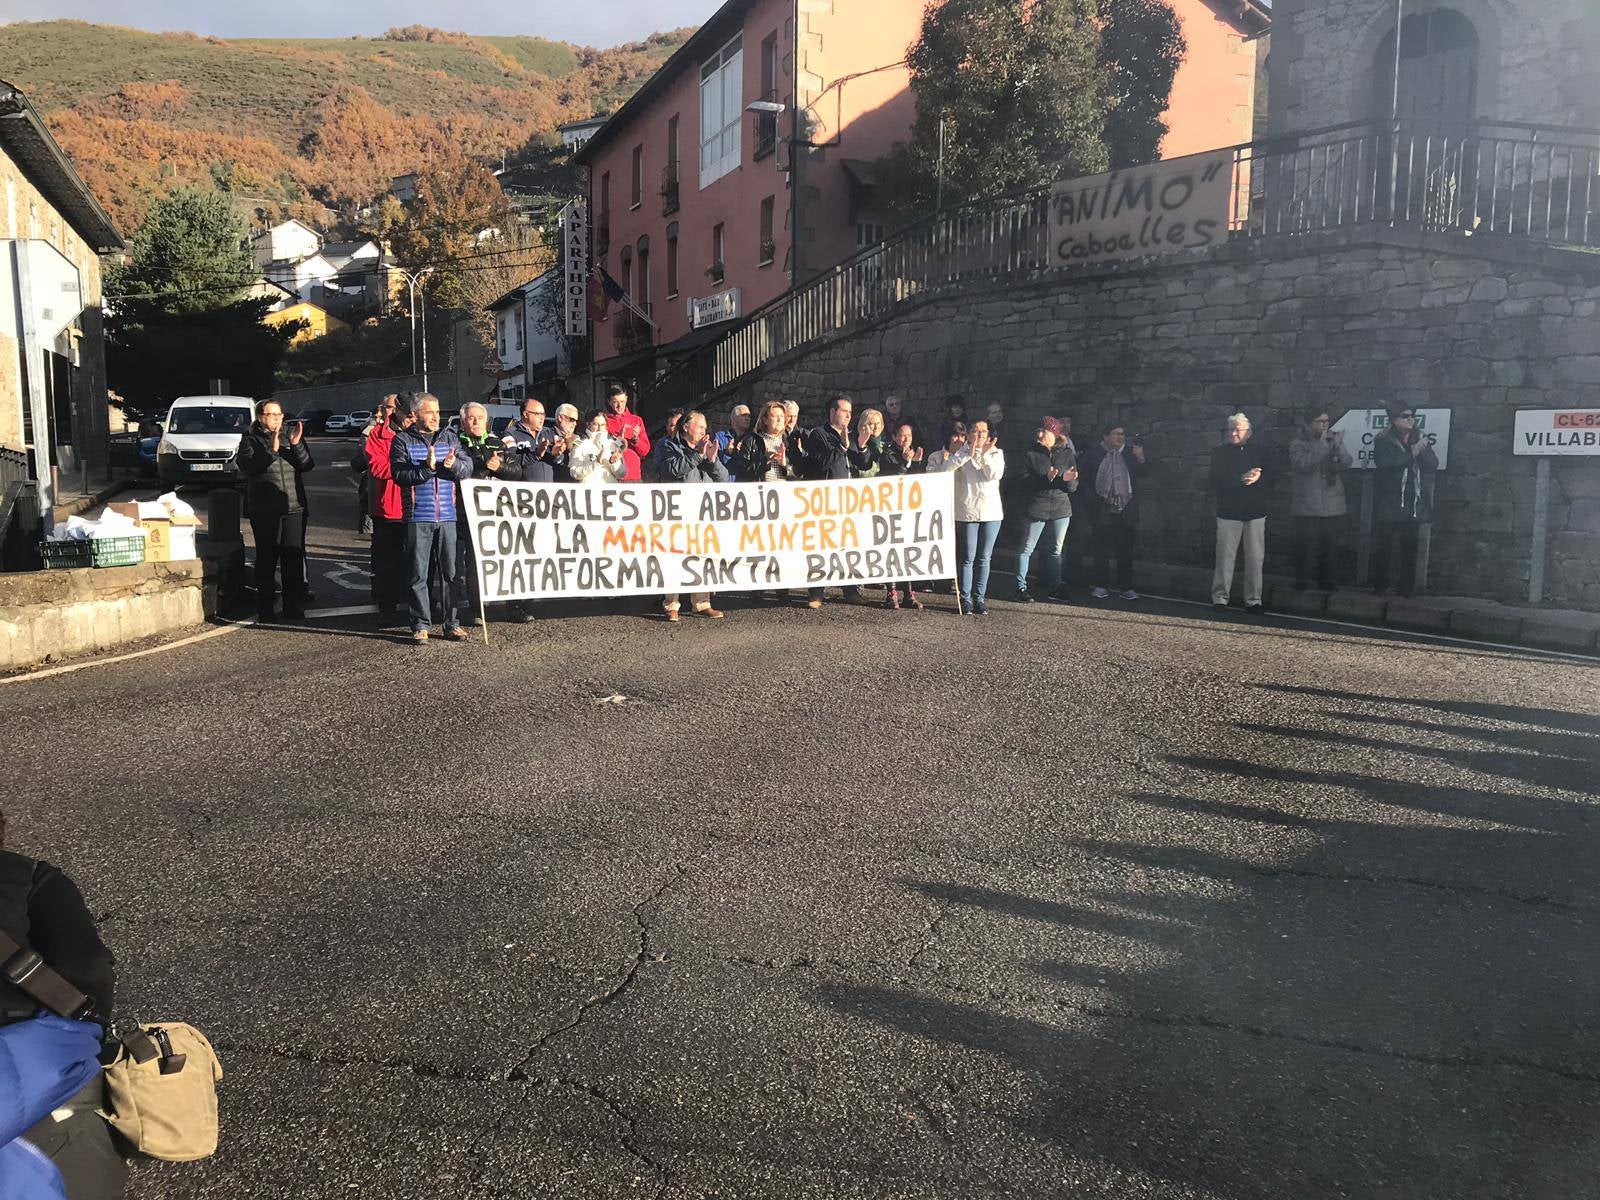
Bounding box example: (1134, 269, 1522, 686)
(10, 19, 692, 235)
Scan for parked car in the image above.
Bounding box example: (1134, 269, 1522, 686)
(157, 395, 255, 488)
(291, 407, 334, 436)
(324, 414, 353, 435)
(346, 410, 373, 433)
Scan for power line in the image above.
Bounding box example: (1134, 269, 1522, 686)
(105, 249, 560, 303)
(107, 238, 559, 297)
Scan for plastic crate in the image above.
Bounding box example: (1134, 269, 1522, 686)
(39, 536, 146, 570)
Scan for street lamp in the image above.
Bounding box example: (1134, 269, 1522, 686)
(393, 265, 436, 391)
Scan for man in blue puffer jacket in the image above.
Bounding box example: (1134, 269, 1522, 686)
(390, 393, 474, 643)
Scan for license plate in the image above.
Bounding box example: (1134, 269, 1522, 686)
(190, 463, 224, 472)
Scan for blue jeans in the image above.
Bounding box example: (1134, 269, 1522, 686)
(957, 520, 1002, 608)
(1016, 517, 1070, 594)
(405, 520, 459, 633)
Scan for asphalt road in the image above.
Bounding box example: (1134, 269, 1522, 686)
(10, 453, 1600, 1199)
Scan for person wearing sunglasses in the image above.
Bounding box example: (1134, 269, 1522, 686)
(1372, 406, 1439, 596)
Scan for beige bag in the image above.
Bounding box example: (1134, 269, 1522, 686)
(102, 1022, 223, 1161)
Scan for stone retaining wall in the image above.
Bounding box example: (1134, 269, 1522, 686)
(0, 551, 240, 672)
(709, 228, 1600, 609)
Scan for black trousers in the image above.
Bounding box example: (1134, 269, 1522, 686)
(25, 1075, 127, 1200)
(251, 510, 306, 616)
(1372, 522, 1420, 595)
(1093, 511, 1136, 591)
(1295, 515, 1341, 587)
(371, 518, 406, 611)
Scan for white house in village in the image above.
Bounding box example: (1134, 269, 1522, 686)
(250, 218, 320, 267)
(250, 220, 393, 317)
(486, 270, 569, 400)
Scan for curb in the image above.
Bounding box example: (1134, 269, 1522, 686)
(57, 479, 130, 520)
(990, 561, 1600, 657)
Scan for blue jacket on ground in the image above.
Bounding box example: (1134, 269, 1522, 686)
(390, 428, 473, 523)
(0, 1013, 102, 1200)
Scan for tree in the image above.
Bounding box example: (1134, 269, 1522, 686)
(106, 187, 255, 314)
(104, 188, 295, 410)
(448, 224, 557, 363)
(1100, 0, 1186, 168)
(882, 0, 1111, 215)
(387, 157, 522, 311)
(878, 0, 1185, 216)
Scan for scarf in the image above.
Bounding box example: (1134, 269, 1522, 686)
(1095, 447, 1133, 512)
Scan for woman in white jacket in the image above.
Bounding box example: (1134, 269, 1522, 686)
(935, 418, 1005, 615)
(566, 409, 627, 484)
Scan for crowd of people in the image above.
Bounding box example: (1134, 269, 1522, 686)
(233, 383, 1435, 640)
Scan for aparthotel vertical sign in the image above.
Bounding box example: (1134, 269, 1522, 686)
(562, 200, 589, 338)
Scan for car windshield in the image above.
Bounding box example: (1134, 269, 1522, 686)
(491, 417, 517, 435)
(169, 407, 250, 434)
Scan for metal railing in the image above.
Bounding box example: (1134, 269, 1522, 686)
(752, 92, 779, 160)
(661, 163, 680, 216)
(1236, 118, 1600, 243)
(0, 446, 41, 572)
(634, 118, 1600, 421)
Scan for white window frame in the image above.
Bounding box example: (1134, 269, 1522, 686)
(699, 33, 744, 190)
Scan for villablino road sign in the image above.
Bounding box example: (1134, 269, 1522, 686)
(1513, 409, 1600, 455)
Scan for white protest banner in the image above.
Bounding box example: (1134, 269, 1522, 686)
(1331, 408, 1452, 469)
(1050, 153, 1231, 266)
(1513, 409, 1600, 455)
(466, 474, 955, 601)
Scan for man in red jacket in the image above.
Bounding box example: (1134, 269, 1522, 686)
(603, 383, 651, 482)
(365, 392, 414, 617)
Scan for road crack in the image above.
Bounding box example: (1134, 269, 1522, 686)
(509, 863, 687, 1078)
(547, 1075, 668, 1197)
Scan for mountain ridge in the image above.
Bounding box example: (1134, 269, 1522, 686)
(4, 20, 694, 234)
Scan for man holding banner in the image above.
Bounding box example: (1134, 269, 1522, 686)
(654, 410, 731, 621)
(803, 395, 866, 608)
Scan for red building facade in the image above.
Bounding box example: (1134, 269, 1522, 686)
(576, 0, 1269, 392)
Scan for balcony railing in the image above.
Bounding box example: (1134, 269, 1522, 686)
(661, 163, 680, 216)
(752, 91, 779, 160)
(635, 117, 1600, 418)
(614, 304, 654, 355)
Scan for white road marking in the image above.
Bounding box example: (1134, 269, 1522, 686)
(322, 560, 371, 593)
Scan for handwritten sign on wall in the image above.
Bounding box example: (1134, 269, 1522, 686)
(1050, 154, 1232, 266)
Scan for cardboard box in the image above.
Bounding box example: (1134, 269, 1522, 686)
(108, 503, 200, 562)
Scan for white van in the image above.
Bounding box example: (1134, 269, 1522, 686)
(157, 395, 256, 488)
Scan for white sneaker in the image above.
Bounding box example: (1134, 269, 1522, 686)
(1091, 586, 1110, 599)
(1119, 589, 1139, 601)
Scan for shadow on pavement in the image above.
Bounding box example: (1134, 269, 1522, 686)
(821, 688, 1600, 1197)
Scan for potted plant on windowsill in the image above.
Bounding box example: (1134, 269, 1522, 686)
(706, 261, 725, 285)
(759, 239, 777, 264)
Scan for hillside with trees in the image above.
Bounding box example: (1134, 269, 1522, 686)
(6, 20, 694, 233)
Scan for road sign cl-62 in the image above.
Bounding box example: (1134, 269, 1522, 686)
(1513, 409, 1600, 455)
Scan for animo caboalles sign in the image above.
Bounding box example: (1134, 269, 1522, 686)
(1050, 154, 1232, 266)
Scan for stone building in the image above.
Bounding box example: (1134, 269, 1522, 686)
(0, 81, 122, 479)
(1269, 0, 1600, 133)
